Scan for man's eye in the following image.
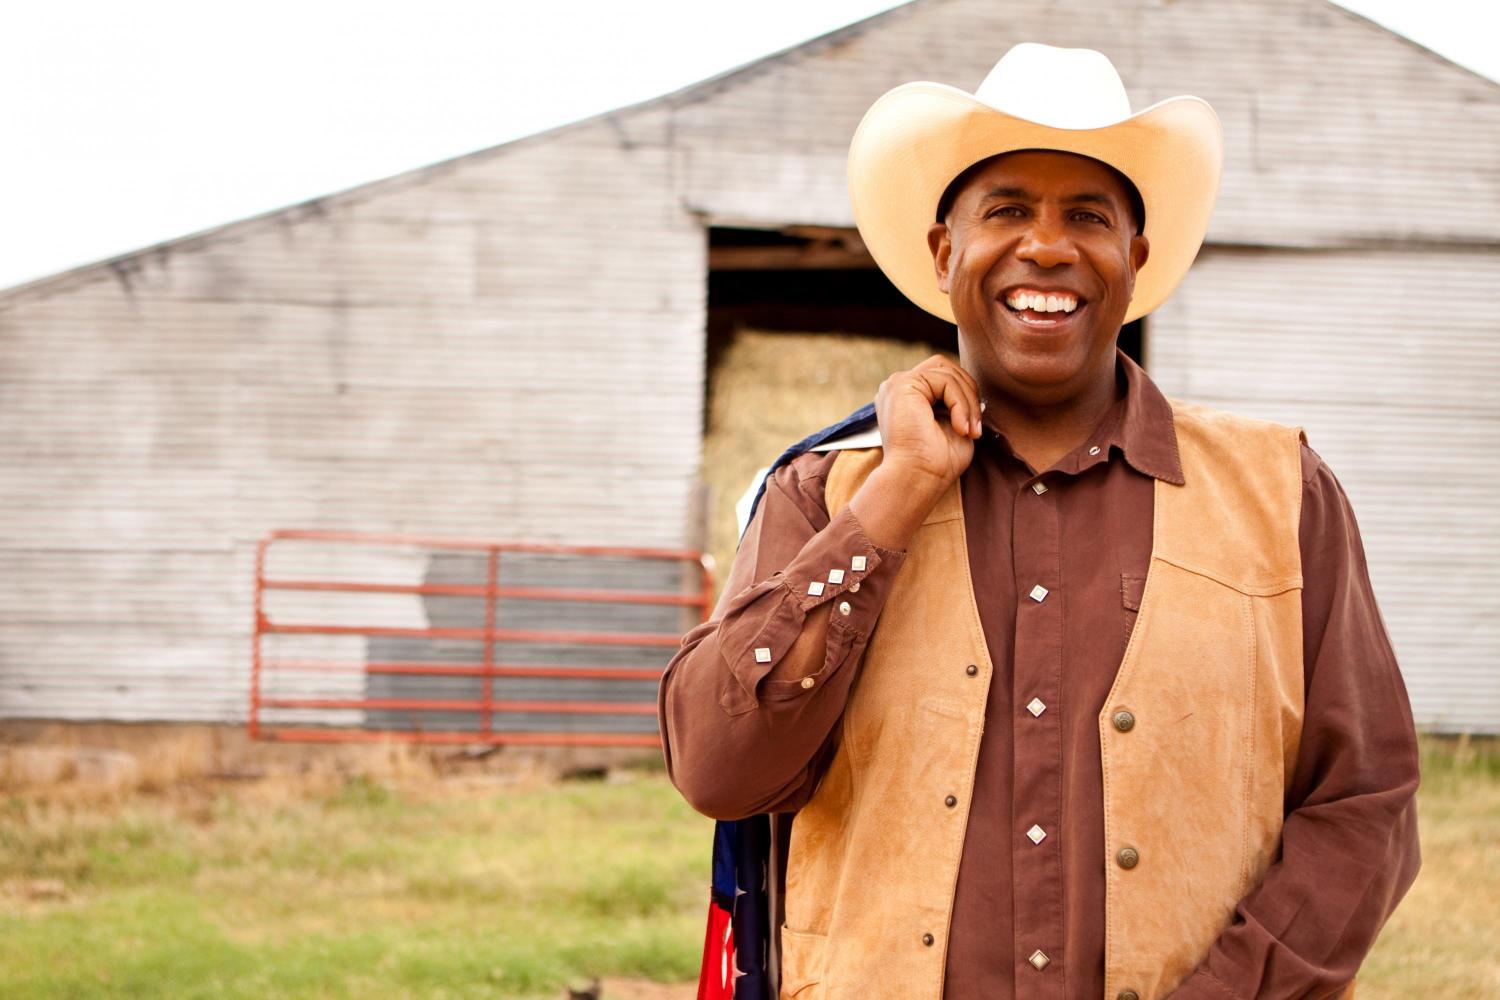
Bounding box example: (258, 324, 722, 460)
(987, 206, 1024, 219)
(1074, 210, 1108, 225)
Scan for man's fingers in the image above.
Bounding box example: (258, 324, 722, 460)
(941, 375, 980, 439)
(945, 364, 982, 437)
(934, 360, 983, 438)
(916, 354, 980, 397)
(913, 368, 981, 439)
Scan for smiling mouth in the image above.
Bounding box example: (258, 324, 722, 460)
(1001, 288, 1086, 327)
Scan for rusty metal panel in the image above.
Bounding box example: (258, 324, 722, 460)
(253, 530, 712, 746)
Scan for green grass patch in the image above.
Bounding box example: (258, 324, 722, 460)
(1, 735, 1493, 997)
(1, 775, 712, 998)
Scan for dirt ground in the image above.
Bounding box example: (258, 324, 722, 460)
(0, 719, 665, 800)
(591, 978, 695, 1000)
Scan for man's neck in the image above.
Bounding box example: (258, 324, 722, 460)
(980, 357, 1123, 474)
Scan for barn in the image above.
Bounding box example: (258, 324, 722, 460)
(1, 0, 1496, 735)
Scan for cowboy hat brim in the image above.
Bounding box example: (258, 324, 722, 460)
(847, 82, 1224, 325)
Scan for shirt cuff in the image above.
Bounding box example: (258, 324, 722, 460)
(719, 503, 906, 713)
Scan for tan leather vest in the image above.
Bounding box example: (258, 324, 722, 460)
(776, 399, 1339, 1000)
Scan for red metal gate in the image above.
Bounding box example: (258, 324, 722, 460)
(251, 529, 713, 747)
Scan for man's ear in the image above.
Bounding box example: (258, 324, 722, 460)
(1130, 231, 1149, 275)
(927, 222, 952, 294)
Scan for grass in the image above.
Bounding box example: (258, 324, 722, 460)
(0, 761, 712, 999)
(1358, 735, 1500, 999)
(0, 736, 1494, 998)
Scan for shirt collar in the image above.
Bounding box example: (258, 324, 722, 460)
(1107, 348, 1184, 485)
(980, 347, 1184, 485)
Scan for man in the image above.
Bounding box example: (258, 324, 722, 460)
(658, 43, 1421, 1000)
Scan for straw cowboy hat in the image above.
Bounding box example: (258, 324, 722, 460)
(848, 42, 1223, 325)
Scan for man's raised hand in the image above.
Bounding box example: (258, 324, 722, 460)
(847, 355, 985, 552)
(874, 354, 984, 492)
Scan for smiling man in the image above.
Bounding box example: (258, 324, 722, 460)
(659, 43, 1421, 1000)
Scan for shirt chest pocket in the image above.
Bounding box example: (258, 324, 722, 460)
(1121, 572, 1147, 639)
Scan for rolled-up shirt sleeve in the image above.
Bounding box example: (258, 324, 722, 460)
(658, 449, 906, 820)
(1166, 445, 1423, 999)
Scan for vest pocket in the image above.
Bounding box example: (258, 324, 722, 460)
(778, 923, 829, 998)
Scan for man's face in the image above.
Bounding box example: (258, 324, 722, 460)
(926, 149, 1149, 406)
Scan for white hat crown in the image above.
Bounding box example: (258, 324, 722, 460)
(974, 42, 1134, 131)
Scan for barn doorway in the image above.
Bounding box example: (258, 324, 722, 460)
(706, 224, 1145, 361)
(699, 223, 1144, 593)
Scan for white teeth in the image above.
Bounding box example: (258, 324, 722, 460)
(1005, 290, 1079, 314)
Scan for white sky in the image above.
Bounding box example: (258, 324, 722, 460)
(2, 0, 1495, 294)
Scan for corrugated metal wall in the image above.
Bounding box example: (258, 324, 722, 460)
(1, 0, 1496, 729)
(0, 114, 705, 722)
(1150, 248, 1500, 733)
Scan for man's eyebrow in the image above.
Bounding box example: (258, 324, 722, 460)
(977, 186, 1118, 210)
(1064, 191, 1118, 209)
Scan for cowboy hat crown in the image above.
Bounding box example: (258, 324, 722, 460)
(848, 42, 1224, 324)
(976, 42, 1132, 129)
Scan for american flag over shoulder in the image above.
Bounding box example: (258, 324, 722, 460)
(697, 402, 878, 1000)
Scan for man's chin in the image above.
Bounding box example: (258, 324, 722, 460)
(996, 330, 1089, 371)
(995, 368, 1090, 405)
(959, 314, 1117, 398)
(983, 341, 1107, 404)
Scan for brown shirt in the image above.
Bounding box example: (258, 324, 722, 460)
(658, 350, 1421, 999)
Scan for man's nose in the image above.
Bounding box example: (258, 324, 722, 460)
(1015, 219, 1080, 268)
